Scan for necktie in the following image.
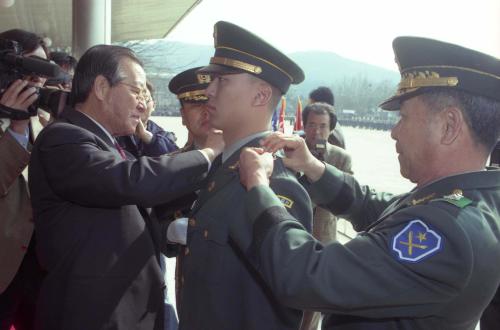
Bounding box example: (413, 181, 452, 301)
(114, 141, 127, 160)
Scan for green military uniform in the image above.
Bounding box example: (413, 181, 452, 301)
(179, 134, 312, 329)
(178, 21, 312, 329)
(154, 66, 212, 312)
(230, 165, 500, 329)
(229, 36, 500, 330)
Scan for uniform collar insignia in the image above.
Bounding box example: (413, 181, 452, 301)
(410, 193, 436, 206)
(227, 161, 239, 170)
(440, 189, 473, 208)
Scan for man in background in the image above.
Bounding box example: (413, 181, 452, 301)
(300, 102, 352, 330)
(309, 86, 346, 149)
(170, 67, 212, 152)
(117, 81, 178, 158)
(48, 51, 77, 90)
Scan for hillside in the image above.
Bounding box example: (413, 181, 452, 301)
(120, 40, 400, 114)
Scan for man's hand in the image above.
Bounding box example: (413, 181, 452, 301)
(260, 132, 326, 182)
(1, 80, 39, 134)
(200, 129, 224, 162)
(135, 120, 153, 144)
(239, 147, 273, 191)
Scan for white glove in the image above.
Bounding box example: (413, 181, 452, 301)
(167, 217, 188, 245)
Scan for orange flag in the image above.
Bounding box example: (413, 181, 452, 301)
(278, 96, 286, 133)
(294, 96, 303, 131)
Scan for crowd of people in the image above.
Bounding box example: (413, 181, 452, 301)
(0, 19, 499, 330)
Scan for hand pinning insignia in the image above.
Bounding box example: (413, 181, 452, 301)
(392, 219, 442, 262)
(276, 195, 294, 209)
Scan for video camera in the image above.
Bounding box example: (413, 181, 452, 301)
(0, 38, 69, 120)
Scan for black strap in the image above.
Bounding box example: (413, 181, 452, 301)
(0, 103, 37, 120)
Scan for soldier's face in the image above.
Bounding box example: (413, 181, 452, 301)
(391, 96, 442, 185)
(181, 102, 211, 142)
(204, 73, 254, 132)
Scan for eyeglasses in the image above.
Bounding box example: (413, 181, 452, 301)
(305, 122, 329, 130)
(117, 81, 152, 104)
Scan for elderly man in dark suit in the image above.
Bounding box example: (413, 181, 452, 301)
(28, 44, 223, 330)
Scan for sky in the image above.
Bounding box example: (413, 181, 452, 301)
(166, 0, 500, 71)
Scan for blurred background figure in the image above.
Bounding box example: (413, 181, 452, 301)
(117, 80, 178, 158)
(308, 86, 346, 150)
(48, 51, 77, 90)
(300, 102, 352, 330)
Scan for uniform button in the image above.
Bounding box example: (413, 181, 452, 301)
(184, 247, 190, 256)
(203, 230, 208, 238)
(188, 218, 196, 227)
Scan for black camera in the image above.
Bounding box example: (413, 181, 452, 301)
(310, 138, 327, 161)
(0, 38, 68, 120)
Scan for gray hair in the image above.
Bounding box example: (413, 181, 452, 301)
(420, 89, 500, 152)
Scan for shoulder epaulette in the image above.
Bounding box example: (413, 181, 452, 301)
(430, 189, 473, 209)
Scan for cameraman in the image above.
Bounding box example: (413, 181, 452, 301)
(48, 51, 77, 90)
(300, 102, 353, 330)
(0, 29, 48, 330)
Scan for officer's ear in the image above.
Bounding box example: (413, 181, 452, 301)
(252, 81, 273, 107)
(93, 75, 110, 101)
(440, 106, 464, 145)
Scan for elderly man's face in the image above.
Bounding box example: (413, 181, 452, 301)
(391, 96, 442, 185)
(104, 58, 147, 136)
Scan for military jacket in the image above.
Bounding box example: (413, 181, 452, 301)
(178, 137, 313, 330)
(230, 165, 500, 330)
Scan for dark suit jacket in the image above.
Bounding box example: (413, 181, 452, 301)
(0, 123, 32, 294)
(28, 109, 209, 330)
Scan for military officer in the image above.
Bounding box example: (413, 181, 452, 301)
(154, 67, 212, 313)
(168, 67, 212, 153)
(232, 36, 500, 330)
(177, 21, 313, 330)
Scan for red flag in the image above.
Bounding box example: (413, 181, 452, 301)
(278, 96, 286, 133)
(294, 96, 303, 131)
